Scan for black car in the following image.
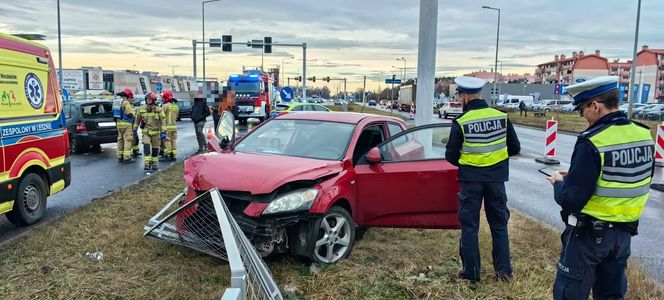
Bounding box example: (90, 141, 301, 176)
(175, 100, 193, 121)
(64, 100, 118, 154)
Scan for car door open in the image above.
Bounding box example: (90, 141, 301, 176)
(354, 123, 460, 229)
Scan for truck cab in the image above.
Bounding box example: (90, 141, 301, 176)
(227, 70, 272, 123)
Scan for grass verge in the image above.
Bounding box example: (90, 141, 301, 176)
(507, 111, 660, 138)
(0, 164, 661, 299)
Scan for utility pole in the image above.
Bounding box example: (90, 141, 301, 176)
(628, 0, 642, 117)
(57, 0, 63, 89)
(415, 0, 438, 126)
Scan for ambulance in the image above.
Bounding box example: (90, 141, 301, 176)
(0, 33, 71, 226)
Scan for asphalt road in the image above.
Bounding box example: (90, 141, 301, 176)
(365, 103, 664, 283)
(0, 118, 258, 243)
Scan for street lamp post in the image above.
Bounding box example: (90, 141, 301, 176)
(396, 57, 407, 80)
(482, 5, 500, 105)
(167, 64, 179, 77)
(627, 0, 642, 118)
(57, 0, 63, 89)
(202, 0, 221, 99)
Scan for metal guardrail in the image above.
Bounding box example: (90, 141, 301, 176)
(144, 189, 283, 300)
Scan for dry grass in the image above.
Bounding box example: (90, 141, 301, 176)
(0, 164, 661, 299)
(507, 111, 660, 138)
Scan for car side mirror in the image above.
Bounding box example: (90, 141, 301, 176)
(366, 147, 382, 164)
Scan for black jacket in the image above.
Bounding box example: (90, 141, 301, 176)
(553, 111, 649, 233)
(191, 99, 210, 123)
(445, 99, 521, 182)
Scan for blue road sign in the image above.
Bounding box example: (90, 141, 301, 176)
(280, 86, 294, 102)
(61, 88, 69, 102)
(156, 82, 163, 92)
(385, 79, 402, 84)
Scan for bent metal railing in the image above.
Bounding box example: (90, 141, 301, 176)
(143, 188, 283, 300)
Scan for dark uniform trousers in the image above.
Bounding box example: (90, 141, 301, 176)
(554, 224, 631, 300)
(458, 181, 512, 281)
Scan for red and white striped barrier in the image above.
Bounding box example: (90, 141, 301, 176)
(409, 104, 415, 119)
(655, 123, 664, 167)
(545, 120, 557, 158)
(535, 119, 560, 165)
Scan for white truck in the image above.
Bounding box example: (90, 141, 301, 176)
(498, 95, 534, 109)
(398, 85, 416, 111)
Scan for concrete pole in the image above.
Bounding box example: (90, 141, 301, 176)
(362, 75, 367, 103)
(302, 43, 307, 100)
(414, 0, 437, 126)
(627, 0, 642, 118)
(344, 78, 347, 102)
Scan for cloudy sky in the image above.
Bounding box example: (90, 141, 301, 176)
(1, 0, 661, 91)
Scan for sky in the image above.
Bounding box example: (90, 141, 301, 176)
(1, 0, 662, 91)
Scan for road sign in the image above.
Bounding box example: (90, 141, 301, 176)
(156, 82, 163, 92)
(554, 84, 568, 95)
(209, 38, 221, 48)
(280, 87, 294, 102)
(385, 79, 401, 84)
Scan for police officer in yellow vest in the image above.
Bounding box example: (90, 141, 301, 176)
(160, 90, 179, 162)
(547, 76, 654, 299)
(445, 76, 521, 283)
(115, 88, 136, 163)
(135, 92, 166, 171)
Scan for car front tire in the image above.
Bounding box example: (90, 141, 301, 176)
(311, 206, 356, 264)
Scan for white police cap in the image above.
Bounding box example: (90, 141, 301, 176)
(454, 76, 486, 94)
(565, 76, 619, 109)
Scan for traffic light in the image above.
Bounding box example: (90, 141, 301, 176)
(312, 76, 316, 82)
(324, 76, 330, 82)
(222, 35, 232, 52)
(392, 74, 396, 80)
(264, 36, 272, 54)
(296, 76, 302, 81)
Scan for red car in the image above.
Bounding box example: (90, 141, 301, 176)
(180, 111, 460, 264)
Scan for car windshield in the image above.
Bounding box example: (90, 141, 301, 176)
(275, 104, 290, 111)
(234, 119, 356, 160)
(81, 102, 113, 118)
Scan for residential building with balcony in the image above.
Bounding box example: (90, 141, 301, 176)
(535, 50, 609, 85)
(636, 45, 664, 102)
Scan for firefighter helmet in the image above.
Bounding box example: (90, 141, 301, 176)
(162, 90, 174, 102)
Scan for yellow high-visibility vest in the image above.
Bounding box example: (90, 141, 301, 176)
(456, 107, 508, 167)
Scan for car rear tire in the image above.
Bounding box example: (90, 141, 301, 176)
(311, 206, 355, 264)
(70, 136, 86, 154)
(91, 143, 102, 153)
(6, 173, 47, 226)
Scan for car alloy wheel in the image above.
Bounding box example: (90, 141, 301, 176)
(314, 207, 354, 264)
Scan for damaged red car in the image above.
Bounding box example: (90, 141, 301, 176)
(180, 111, 460, 264)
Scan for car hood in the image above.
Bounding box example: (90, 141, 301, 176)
(183, 151, 344, 194)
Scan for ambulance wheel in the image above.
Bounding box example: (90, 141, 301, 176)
(7, 173, 47, 226)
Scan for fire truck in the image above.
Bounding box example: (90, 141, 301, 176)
(227, 70, 272, 123)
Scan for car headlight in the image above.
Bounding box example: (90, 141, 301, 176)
(254, 107, 261, 114)
(263, 189, 319, 215)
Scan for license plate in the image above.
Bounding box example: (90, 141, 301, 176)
(98, 122, 116, 128)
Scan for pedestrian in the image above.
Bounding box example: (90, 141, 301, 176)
(445, 76, 521, 283)
(546, 76, 654, 299)
(519, 100, 528, 117)
(160, 91, 179, 161)
(135, 92, 166, 171)
(114, 88, 136, 163)
(192, 97, 211, 153)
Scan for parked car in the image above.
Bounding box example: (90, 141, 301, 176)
(633, 104, 658, 119)
(561, 103, 575, 113)
(180, 111, 460, 264)
(619, 103, 647, 114)
(175, 100, 193, 120)
(643, 104, 664, 120)
(270, 102, 331, 118)
(532, 99, 573, 113)
(64, 100, 118, 154)
(368, 100, 377, 106)
(438, 101, 463, 119)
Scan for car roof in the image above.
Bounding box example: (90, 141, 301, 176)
(277, 111, 402, 124)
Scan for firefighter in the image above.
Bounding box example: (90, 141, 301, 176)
(160, 90, 179, 161)
(135, 92, 166, 171)
(547, 76, 654, 299)
(114, 88, 136, 163)
(445, 76, 521, 283)
(131, 96, 143, 158)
